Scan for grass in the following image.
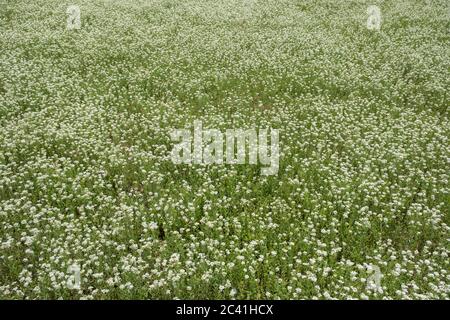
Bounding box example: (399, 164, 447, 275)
(0, 0, 449, 299)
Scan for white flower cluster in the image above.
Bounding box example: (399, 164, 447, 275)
(0, 0, 448, 299)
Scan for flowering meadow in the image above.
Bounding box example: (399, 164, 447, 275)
(0, 0, 449, 300)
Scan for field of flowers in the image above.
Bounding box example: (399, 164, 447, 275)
(0, 0, 449, 299)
